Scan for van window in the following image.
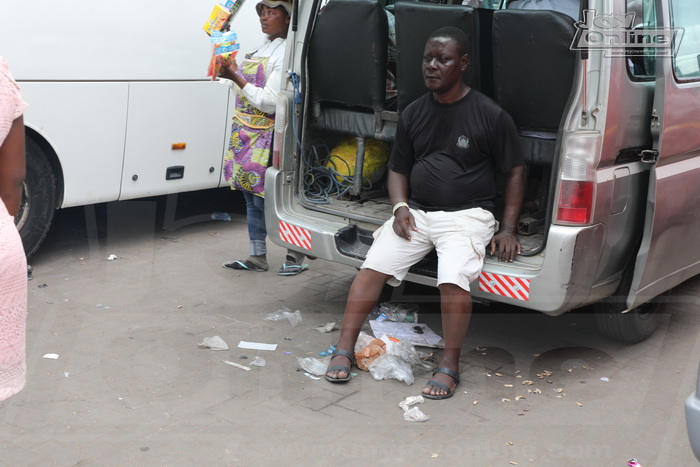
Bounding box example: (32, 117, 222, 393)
(627, 0, 658, 80)
(670, 0, 700, 80)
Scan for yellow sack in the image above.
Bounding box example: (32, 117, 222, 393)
(325, 138, 390, 184)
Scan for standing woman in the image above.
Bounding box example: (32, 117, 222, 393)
(219, 0, 308, 276)
(0, 57, 28, 401)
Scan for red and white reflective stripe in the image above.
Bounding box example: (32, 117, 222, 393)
(279, 221, 312, 251)
(479, 272, 530, 301)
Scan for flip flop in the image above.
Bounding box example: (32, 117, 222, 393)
(324, 349, 355, 383)
(423, 367, 461, 400)
(222, 260, 267, 272)
(277, 262, 309, 276)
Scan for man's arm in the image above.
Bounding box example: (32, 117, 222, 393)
(489, 164, 525, 262)
(388, 169, 417, 241)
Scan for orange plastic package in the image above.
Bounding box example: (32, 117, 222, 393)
(355, 338, 386, 371)
(207, 30, 240, 81)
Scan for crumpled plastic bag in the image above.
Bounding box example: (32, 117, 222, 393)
(367, 335, 421, 384)
(403, 406, 430, 422)
(369, 354, 414, 385)
(371, 302, 419, 323)
(297, 356, 330, 376)
(265, 307, 302, 327)
(399, 396, 430, 422)
(354, 331, 375, 352)
(198, 336, 229, 351)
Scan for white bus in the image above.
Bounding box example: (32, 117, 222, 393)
(0, 0, 265, 256)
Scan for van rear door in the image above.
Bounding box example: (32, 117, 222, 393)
(627, 0, 700, 309)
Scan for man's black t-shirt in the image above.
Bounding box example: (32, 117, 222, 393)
(388, 90, 524, 213)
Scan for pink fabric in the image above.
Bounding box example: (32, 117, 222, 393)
(0, 57, 27, 401)
(0, 58, 28, 147)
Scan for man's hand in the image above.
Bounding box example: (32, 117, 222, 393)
(392, 207, 418, 241)
(489, 229, 521, 262)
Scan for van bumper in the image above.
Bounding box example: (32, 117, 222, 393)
(266, 169, 609, 316)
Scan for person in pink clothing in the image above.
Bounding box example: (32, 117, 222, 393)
(0, 57, 28, 401)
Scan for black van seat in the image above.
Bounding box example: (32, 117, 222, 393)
(308, 0, 389, 140)
(492, 9, 577, 164)
(394, 2, 479, 112)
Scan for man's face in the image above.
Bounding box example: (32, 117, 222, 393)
(422, 37, 468, 94)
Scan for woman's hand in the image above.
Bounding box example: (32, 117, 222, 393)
(217, 57, 239, 81)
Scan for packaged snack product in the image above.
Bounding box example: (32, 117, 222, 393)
(207, 30, 240, 80)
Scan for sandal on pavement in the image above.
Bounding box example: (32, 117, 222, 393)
(277, 261, 309, 276)
(423, 367, 461, 400)
(222, 259, 267, 272)
(324, 349, 355, 383)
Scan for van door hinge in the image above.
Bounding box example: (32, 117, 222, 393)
(650, 110, 660, 129)
(640, 149, 659, 164)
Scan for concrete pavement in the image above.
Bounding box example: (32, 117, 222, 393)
(1, 191, 699, 466)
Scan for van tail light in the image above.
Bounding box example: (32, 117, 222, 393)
(555, 132, 601, 225)
(272, 132, 282, 169)
(557, 179, 594, 223)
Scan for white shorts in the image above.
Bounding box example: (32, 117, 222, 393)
(362, 207, 497, 292)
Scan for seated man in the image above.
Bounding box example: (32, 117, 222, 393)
(507, 0, 580, 20)
(325, 27, 525, 399)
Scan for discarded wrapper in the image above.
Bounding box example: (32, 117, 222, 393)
(399, 395, 429, 422)
(403, 406, 430, 422)
(314, 322, 336, 333)
(250, 356, 267, 367)
(399, 395, 425, 412)
(222, 360, 251, 371)
(198, 336, 229, 351)
(297, 356, 330, 376)
(265, 307, 302, 327)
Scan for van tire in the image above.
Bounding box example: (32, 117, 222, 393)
(593, 292, 669, 343)
(16, 137, 56, 258)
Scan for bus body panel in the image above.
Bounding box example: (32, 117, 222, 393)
(20, 82, 129, 207)
(120, 82, 231, 200)
(1, 0, 264, 81)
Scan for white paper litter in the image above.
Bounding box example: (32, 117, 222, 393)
(198, 336, 229, 351)
(403, 406, 430, 422)
(369, 320, 444, 348)
(399, 395, 425, 412)
(42, 353, 59, 359)
(238, 341, 277, 351)
(107, 254, 118, 261)
(222, 360, 252, 371)
(314, 322, 337, 333)
(400, 395, 430, 422)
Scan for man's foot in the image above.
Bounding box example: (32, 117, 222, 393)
(324, 349, 355, 383)
(423, 367, 460, 400)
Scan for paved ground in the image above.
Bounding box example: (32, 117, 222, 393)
(1, 190, 700, 466)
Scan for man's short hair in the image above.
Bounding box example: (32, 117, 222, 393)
(428, 26, 469, 57)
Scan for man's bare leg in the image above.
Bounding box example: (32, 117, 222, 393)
(423, 283, 472, 397)
(326, 268, 391, 380)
